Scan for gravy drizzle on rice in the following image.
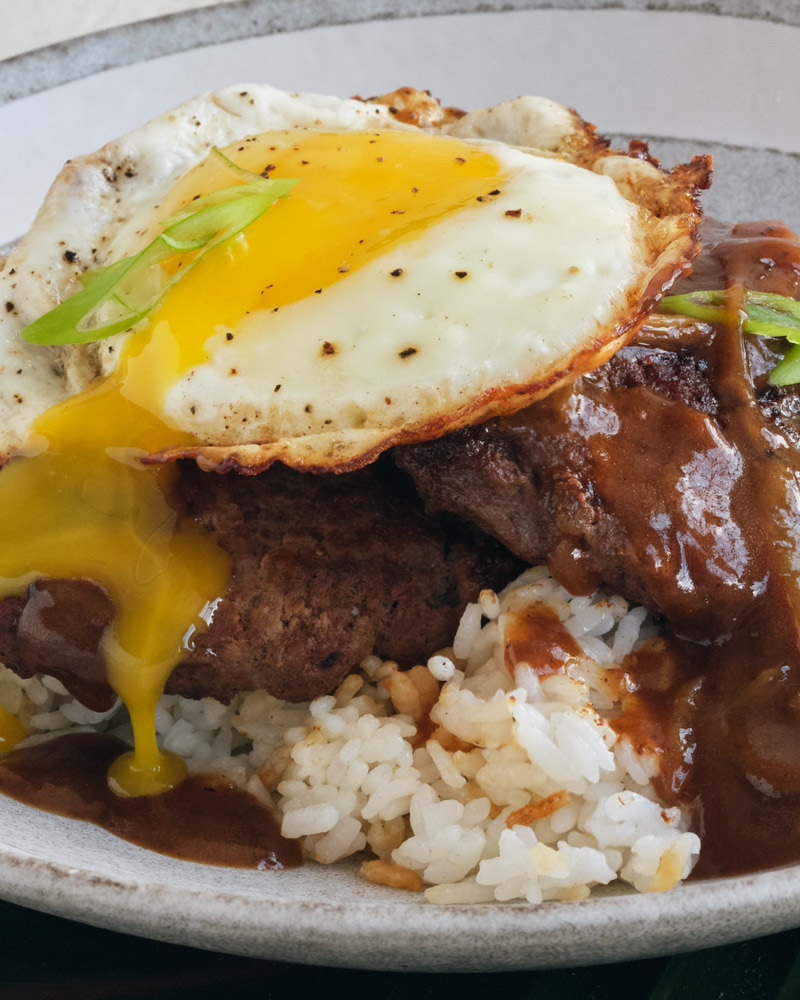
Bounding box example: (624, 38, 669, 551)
(2, 566, 700, 903)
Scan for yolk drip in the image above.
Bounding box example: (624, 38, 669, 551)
(0, 127, 504, 794)
(0, 705, 26, 751)
(0, 333, 231, 793)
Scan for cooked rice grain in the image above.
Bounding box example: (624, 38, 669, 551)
(0, 567, 700, 903)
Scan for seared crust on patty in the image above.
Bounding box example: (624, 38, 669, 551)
(0, 459, 521, 706)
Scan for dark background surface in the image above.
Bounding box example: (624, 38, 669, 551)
(1, 898, 799, 1000)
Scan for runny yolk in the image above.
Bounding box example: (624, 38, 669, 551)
(0, 128, 505, 795)
(0, 705, 26, 751)
(153, 129, 508, 352)
(0, 343, 231, 795)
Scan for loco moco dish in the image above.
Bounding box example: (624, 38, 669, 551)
(3, 85, 796, 903)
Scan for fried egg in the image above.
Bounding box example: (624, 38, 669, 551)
(0, 85, 709, 792)
(0, 84, 709, 470)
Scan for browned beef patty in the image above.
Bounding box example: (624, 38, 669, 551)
(0, 459, 521, 708)
(395, 336, 744, 634)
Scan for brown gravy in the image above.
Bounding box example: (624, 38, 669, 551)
(618, 634, 800, 879)
(544, 218, 800, 878)
(504, 602, 583, 677)
(634, 221, 800, 878)
(0, 733, 301, 870)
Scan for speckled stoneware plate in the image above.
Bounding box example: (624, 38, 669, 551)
(1, 0, 800, 973)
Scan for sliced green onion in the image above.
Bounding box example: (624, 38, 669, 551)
(769, 344, 800, 386)
(658, 289, 728, 325)
(161, 178, 296, 228)
(742, 291, 800, 344)
(21, 149, 297, 347)
(659, 288, 800, 386)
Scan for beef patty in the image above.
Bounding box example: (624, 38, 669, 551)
(395, 219, 800, 642)
(0, 459, 520, 708)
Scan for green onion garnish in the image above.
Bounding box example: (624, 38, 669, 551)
(21, 148, 297, 347)
(659, 289, 800, 386)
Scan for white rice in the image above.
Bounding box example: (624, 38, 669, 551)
(0, 566, 700, 902)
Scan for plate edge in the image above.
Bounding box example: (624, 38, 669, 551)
(2, 0, 800, 106)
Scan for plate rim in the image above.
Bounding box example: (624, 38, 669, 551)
(2, 0, 800, 106)
(2, 828, 800, 971)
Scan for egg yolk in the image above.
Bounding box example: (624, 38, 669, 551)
(0, 127, 505, 794)
(0, 705, 26, 751)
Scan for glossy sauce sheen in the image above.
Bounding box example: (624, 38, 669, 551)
(515, 220, 800, 878)
(0, 733, 301, 869)
(641, 222, 800, 878)
(504, 603, 583, 676)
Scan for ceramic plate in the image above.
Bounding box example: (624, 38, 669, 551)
(1, 0, 799, 972)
